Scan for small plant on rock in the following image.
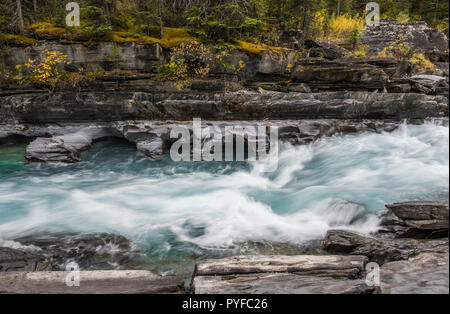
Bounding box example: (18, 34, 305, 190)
(15, 50, 69, 87)
(156, 42, 212, 89)
(409, 52, 435, 72)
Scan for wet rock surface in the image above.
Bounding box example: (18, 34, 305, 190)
(0, 247, 51, 272)
(323, 229, 449, 265)
(11, 233, 148, 271)
(322, 201, 449, 294)
(380, 201, 449, 238)
(1, 119, 430, 163)
(0, 233, 186, 294)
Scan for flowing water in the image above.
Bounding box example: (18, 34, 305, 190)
(0, 121, 448, 276)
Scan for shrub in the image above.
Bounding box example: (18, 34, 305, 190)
(396, 12, 410, 23)
(16, 50, 69, 86)
(377, 36, 435, 73)
(346, 24, 361, 49)
(328, 14, 364, 41)
(170, 42, 212, 77)
(83, 25, 113, 38)
(377, 36, 413, 61)
(346, 44, 369, 58)
(156, 56, 189, 82)
(60, 69, 96, 88)
(156, 42, 212, 89)
(0, 66, 13, 84)
(103, 44, 127, 70)
(410, 52, 435, 72)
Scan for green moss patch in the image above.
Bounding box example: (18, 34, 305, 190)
(0, 33, 37, 46)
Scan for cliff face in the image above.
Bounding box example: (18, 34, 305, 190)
(3, 41, 162, 72)
(0, 91, 447, 123)
(0, 19, 448, 125)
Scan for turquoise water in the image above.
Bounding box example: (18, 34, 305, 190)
(0, 121, 448, 275)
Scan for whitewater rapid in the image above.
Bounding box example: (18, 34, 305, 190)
(0, 120, 448, 258)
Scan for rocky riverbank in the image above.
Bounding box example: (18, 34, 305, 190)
(192, 201, 449, 294)
(1, 20, 448, 125)
(0, 19, 448, 161)
(3, 119, 446, 163)
(0, 19, 448, 294)
(1, 201, 447, 294)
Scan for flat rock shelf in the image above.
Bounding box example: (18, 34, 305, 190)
(0, 271, 184, 294)
(192, 255, 374, 294)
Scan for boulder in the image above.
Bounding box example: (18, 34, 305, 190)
(381, 201, 449, 238)
(25, 126, 114, 163)
(0, 270, 184, 294)
(323, 229, 449, 265)
(322, 230, 373, 254)
(25, 137, 83, 163)
(353, 238, 448, 265)
(305, 40, 347, 60)
(292, 58, 390, 90)
(115, 122, 166, 160)
(409, 75, 447, 94)
(136, 138, 164, 160)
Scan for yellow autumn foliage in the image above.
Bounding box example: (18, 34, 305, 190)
(410, 52, 435, 71)
(327, 15, 365, 41)
(21, 50, 69, 84)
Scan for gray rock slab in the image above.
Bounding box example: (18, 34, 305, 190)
(193, 273, 375, 294)
(195, 255, 368, 279)
(0, 270, 184, 294)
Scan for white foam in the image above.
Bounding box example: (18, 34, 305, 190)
(0, 121, 448, 251)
